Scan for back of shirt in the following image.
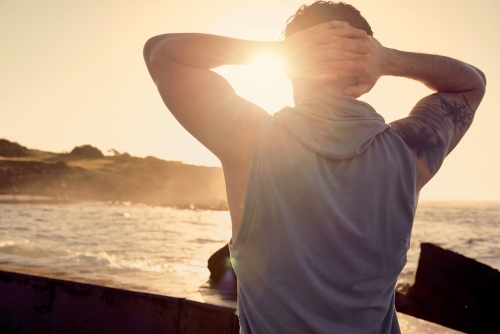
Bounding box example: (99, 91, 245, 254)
(229, 93, 416, 334)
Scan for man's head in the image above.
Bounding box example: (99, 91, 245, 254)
(284, 2, 372, 102)
(284, 2, 373, 39)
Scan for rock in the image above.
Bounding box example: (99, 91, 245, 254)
(0, 139, 30, 157)
(208, 244, 237, 298)
(208, 244, 233, 281)
(398, 243, 500, 333)
(70, 145, 104, 158)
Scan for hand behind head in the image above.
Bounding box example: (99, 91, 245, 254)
(284, 21, 375, 101)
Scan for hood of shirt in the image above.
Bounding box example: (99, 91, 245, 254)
(273, 92, 389, 160)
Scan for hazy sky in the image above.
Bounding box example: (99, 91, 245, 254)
(1, 0, 499, 201)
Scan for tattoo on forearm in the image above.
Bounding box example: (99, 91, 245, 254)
(437, 95, 474, 133)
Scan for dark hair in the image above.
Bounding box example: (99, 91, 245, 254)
(283, 1, 373, 39)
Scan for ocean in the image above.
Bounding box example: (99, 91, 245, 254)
(0, 200, 499, 303)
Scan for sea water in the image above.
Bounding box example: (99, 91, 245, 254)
(0, 200, 499, 302)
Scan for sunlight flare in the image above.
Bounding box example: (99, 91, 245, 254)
(214, 52, 294, 114)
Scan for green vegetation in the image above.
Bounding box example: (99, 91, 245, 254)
(0, 139, 227, 210)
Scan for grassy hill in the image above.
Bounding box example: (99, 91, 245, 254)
(0, 139, 227, 209)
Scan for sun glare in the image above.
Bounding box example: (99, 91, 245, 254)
(213, 53, 294, 114)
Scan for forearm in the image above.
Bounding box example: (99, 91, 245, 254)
(144, 33, 280, 69)
(382, 49, 486, 94)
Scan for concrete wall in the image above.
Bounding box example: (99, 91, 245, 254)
(0, 270, 239, 334)
(0, 269, 462, 334)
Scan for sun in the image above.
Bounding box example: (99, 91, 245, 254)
(213, 53, 294, 114)
(210, 7, 297, 114)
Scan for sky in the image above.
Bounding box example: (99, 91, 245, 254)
(1, 0, 499, 201)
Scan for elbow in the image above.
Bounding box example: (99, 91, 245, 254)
(143, 36, 160, 68)
(143, 37, 164, 83)
(472, 66, 487, 90)
(466, 65, 486, 100)
(467, 66, 487, 109)
(143, 34, 173, 69)
(476, 67, 487, 86)
(476, 69, 486, 99)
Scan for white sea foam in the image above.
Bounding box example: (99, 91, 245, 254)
(0, 239, 60, 258)
(0, 202, 229, 296)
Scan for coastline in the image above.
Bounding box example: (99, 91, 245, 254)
(2, 193, 498, 210)
(0, 140, 228, 210)
(0, 195, 73, 205)
(0, 194, 228, 211)
(2, 198, 498, 332)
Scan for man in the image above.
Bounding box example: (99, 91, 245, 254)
(144, 2, 486, 333)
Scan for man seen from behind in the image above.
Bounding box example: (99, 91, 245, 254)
(143, 1, 486, 333)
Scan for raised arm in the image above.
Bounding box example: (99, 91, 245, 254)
(384, 51, 486, 190)
(143, 33, 272, 164)
(143, 22, 369, 164)
(328, 37, 486, 192)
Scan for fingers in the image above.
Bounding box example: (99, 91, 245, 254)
(315, 20, 349, 32)
(343, 83, 373, 98)
(313, 50, 351, 61)
(312, 48, 367, 71)
(313, 37, 371, 58)
(285, 21, 369, 81)
(314, 38, 370, 55)
(307, 72, 338, 83)
(313, 59, 367, 73)
(314, 26, 370, 56)
(316, 26, 367, 42)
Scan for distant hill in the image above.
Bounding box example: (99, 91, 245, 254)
(0, 139, 30, 157)
(0, 139, 227, 210)
(70, 145, 104, 158)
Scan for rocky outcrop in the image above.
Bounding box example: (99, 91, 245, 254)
(397, 243, 500, 333)
(70, 145, 104, 158)
(208, 244, 237, 299)
(0, 139, 227, 208)
(0, 139, 30, 157)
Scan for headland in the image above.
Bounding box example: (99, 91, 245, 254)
(0, 139, 227, 210)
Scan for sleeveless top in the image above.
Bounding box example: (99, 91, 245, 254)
(229, 92, 416, 334)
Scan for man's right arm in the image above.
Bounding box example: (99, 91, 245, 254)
(336, 40, 486, 192)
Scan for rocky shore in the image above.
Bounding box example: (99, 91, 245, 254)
(0, 139, 227, 210)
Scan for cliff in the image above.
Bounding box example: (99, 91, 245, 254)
(0, 140, 227, 209)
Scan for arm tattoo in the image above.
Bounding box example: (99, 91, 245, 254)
(437, 94, 474, 133)
(391, 94, 475, 175)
